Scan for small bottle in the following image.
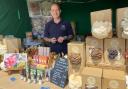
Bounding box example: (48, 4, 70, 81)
(39, 75, 42, 85)
(23, 71, 27, 82)
(42, 70, 45, 82)
(33, 74, 37, 84)
(20, 69, 24, 80)
(27, 73, 31, 83)
(45, 71, 49, 82)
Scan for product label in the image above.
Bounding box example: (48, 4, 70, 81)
(110, 39, 119, 49)
(91, 39, 99, 48)
(109, 80, 119, 88)
(86, 76, 96, 86)
(71, 46, 80, 53)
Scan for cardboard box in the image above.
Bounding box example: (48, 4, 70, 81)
(3, 38, 21, 53)
(102, 69, 126, 89)
(81, 67, 102, 89)
(86, 36, 104, 67)
(104, 38, 125, 70)
(68, 42, 86, 75)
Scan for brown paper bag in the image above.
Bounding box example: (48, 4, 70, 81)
(81, 67, 102, 89)
(102, 69, 126, 89)
(68, 42, 86, 75)
(3, 38, 21, 53)
(86, 36, 104, 67)
(125, 40, 128, 65)
(91, 9, 112, 38)
(116, 7, 128, 38)
(104, 38, 125, 70)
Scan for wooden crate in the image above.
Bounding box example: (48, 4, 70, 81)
(116, 7, 128, 38)
(68, 42, 86, 75)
